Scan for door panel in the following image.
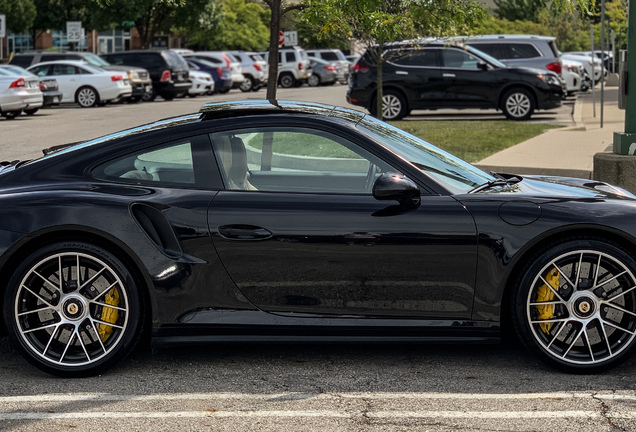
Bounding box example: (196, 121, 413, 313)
(208, 192, 477, 319)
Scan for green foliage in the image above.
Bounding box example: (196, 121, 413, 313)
(494, 0, 546, 22)
(0, 0, 36, 33)
(185, 0, 269, 50)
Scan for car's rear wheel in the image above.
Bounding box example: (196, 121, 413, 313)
(308, 75, 320, 87)
(502, 88, 534, 120)
(279, 73, 296, 88)
(512, 238, 636, 373)
(239, 76, 254, 92)
(370, 90, 407, 121)
(76, 87, 99, 108)
(24, 108, 39, 116)
(3, 241, 143, 377)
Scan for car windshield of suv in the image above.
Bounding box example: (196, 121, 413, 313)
(82, 54, 111, 67)
(356, 116, 494, 194)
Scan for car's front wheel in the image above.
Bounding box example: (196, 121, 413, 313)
(512, 238, 636, 373)
(76, 87, 99, 108)
(502, 88, 535, 120)
(3, 241, 144, 377)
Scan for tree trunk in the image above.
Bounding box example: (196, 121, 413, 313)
(376, 41, 385, 120)
(266, 0, 281, 101)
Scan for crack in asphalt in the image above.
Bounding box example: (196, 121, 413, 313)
(592, 391, 626, 432)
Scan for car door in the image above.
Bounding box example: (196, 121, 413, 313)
(206, 123, 478, 319)
(386, 48, 443, 108)
(48, 63, 83, 103)
(439, 48, 498, 108)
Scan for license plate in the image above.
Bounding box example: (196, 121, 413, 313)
(146, 85, 152, 92)
(53, 97, 59, 103)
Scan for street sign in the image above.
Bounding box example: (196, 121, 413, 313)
(0, 14, 6, 39)
(284, 31, 298, 47)
(66, 21, 82, 43)
(278, 31, 285, 46)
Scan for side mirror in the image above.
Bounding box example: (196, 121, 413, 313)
(372, 172, 421, 208)
(478, 61, 489, 71)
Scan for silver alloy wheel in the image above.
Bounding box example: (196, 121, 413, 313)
(14, 252, 129, 368)
(526, 249, 636, 365)
(308, 75, 320, 87)
(77, 88, 97, 107)
(239, 77, 253, 92)
(279, 74, 295, 88)
(382, 94, 403, 120)
(505, 92, 531, 118)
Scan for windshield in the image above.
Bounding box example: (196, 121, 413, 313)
(83, 54, 111, 67)
(356, 116, 494, 194)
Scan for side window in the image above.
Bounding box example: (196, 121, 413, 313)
(285, 52, 295, 63)
(92, 136, 219, 187)
(469, 43, 502, 59)
(441, 49, 482, 70)
(29, 65, 50, 76)
(393, 49, 439, 67)
(501, 43, 541, 59)
(210, 127, 394, 194)
(52, 64, 77, 75)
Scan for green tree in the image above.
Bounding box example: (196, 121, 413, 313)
(302, 0, 489, 119)
(186, 0, 268, 50)
(0, 0, 36, 34)
(28, 0, 92, 49)
(494, 0, 546, 22)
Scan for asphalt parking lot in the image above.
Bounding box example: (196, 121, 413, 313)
(2, 85, 629, 432)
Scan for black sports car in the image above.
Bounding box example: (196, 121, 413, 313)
(1, 100, 636, 377)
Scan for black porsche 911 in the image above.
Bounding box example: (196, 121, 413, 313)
(1, 100, 636, 377)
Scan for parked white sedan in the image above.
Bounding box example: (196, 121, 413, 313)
(27, 60, 132, 107)
(0, 68, 43, 119)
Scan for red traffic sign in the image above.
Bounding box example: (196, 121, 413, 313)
(279, 31, 285, 46)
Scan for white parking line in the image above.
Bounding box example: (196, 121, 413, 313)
(0, 391, 635, 403)
(2, 410, 636, 421)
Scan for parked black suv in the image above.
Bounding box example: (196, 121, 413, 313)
(101, 50, 191, 101)
(347, 41, 564, 121)
(9, 51, 153, 102)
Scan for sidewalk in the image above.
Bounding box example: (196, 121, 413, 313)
(475, 86, 625, 179)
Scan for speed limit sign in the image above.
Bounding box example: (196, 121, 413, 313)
(66, 21, 82, 42)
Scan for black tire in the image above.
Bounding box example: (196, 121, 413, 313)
(370, 90, 407, 121)
(76, 86, 99, 108)
(3, 241, 144, 377)
(3, 110, 21, 119)
(511, 237, 636, 373)
(163, 94, 175, 101)
(308, 74, 320, 87)
(24, 108, 39, 116)
(501, 88, 535, 120)
(239, 76, 254, 92)
(142, 88, 156, 102)
(278, 73, 296, 88)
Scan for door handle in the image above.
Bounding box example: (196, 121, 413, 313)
(395, 71, 409, 75)
(443, 73, 455, 78)
(218, 225, 272, 240)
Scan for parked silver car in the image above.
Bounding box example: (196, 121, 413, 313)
(229, 51, 268, 92)
(306, 49, 350, 84)
(0, 67, 43, 119)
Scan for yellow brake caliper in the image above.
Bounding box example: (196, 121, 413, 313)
(535, 268, 560, 334)
(97, 287, 120, 342)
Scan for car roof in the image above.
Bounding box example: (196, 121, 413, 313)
(199, 100, 366, 122)
(28, 60, 97, 67)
